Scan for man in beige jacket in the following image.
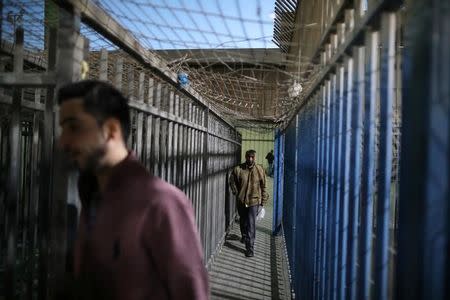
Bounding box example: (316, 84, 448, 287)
(229, 150, 268, 257)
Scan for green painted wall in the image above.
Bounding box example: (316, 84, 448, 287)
(237, 127, 275, 172)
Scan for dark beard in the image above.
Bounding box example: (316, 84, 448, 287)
(84, 143, 107, 173)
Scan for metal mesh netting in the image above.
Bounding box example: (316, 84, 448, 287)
(1, 0, 320, 127)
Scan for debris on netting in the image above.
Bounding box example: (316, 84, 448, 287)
(288, 81, 303, 98)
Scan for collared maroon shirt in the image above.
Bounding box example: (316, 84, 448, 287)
(74, 153, 209, 299)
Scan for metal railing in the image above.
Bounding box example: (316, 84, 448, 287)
(276, 0, 405, 299)
(0, 1, 241, 299)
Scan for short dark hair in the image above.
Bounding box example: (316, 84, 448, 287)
(57, 80, 130, 142)
(245, 149, 256, 156)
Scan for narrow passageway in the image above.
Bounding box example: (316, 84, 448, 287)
(1, 0, 449, 299)
(209, 178, 291, 300)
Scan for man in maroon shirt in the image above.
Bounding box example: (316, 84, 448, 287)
(57, 80, 209, 299)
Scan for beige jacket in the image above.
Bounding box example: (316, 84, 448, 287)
(229, 163, 268, 207)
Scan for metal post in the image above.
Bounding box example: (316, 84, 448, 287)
(339, 57, 352, 300)
(374, 13, 396, 300)
(344, 56, 355, 299)
(5, 26, 24, 300)
(99, 49, 108, 81)
(358, 30, 379, 300)
(333, 65, 345, 300)
(347, 46, 365, 300)
(397, 0, 449, 298)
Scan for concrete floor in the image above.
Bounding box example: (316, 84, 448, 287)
(209, 178, 292, 300)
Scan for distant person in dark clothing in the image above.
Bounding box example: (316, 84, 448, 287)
(57, 80, 209, 300)
(229, 149, 268, 257)
(265, 150, 275, 177)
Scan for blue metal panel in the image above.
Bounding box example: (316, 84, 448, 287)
(344, 57, 356, 299)
(358, 30, 379, 300)
(339, 58, 352, 300)
(313, 88, 324, 299)
(273, 128, 284, 234)
(326, 73, 338, 300)
(320, 80, 332, 299)
(347, 46, 365, 300)
(314, 85, 327, 299)
(397, 0, 450, 298)
(374, 13, 396, 300)
(333, 66, 345, 300)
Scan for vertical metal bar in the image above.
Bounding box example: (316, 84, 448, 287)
(192, 108, 198, 217)
(313, 92, 322, 300)
(314, 85, 326, 299)
(422, 0, 450, 297)
(374, 13, 396, 300)
(202, 109, 209, 259)
(159, 87, 168, 180)
(326, 73, 337, 300)
(99, 48, 108, 81)
(153, 82, 161, 177)
(358, 30, 379, 300)
(38, 25, 57, 300)
(344, 56, 355, 299)
(173, 94, 179, 187)
(204, 122, 209, 259)
(114, 57, 123, 92)
(145, 114, 152, 170)
(35, 88, 42, 104)
(5, 26, 24, 300)
(127, 66, 135, 98)
(50, 8, 84, 297)
(138, 72, 145, 101)
(147, 77, 154, 105)
(27, 113, 40, 299)
(347, 46, 365, 300)
(187, 102, 192, 197)
(167, 90, 174, 184)
(181, 99, 188, 191)
(334, 65, 345, 300)
(339, 57, 353, 300)
(136, 112, 143, 159)
(292, 114, 299, 285)
(332, 65, 344, 300)
(321, 79, 331, 299)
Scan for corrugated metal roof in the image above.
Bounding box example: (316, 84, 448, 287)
(272, 0, 299, 53)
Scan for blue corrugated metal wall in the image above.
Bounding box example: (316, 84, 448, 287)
(272, 129, 284, 235)
(272, 0, 450, 299)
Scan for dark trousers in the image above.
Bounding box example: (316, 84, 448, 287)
(237, 202, 258, 251)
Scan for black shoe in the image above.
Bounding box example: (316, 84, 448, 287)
(245, 249, 254, 257)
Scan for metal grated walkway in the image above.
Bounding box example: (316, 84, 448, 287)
(209, 178, 291, 300)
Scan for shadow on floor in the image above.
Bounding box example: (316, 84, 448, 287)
(226, 233, 241, 241)
(223, 240, 245, 254)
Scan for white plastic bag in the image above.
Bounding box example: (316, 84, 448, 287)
(256, 207, 265, 221)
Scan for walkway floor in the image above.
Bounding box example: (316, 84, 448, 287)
(209, 178, 291, 300)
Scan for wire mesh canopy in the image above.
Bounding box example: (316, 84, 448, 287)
(1, 0, 311, 126)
